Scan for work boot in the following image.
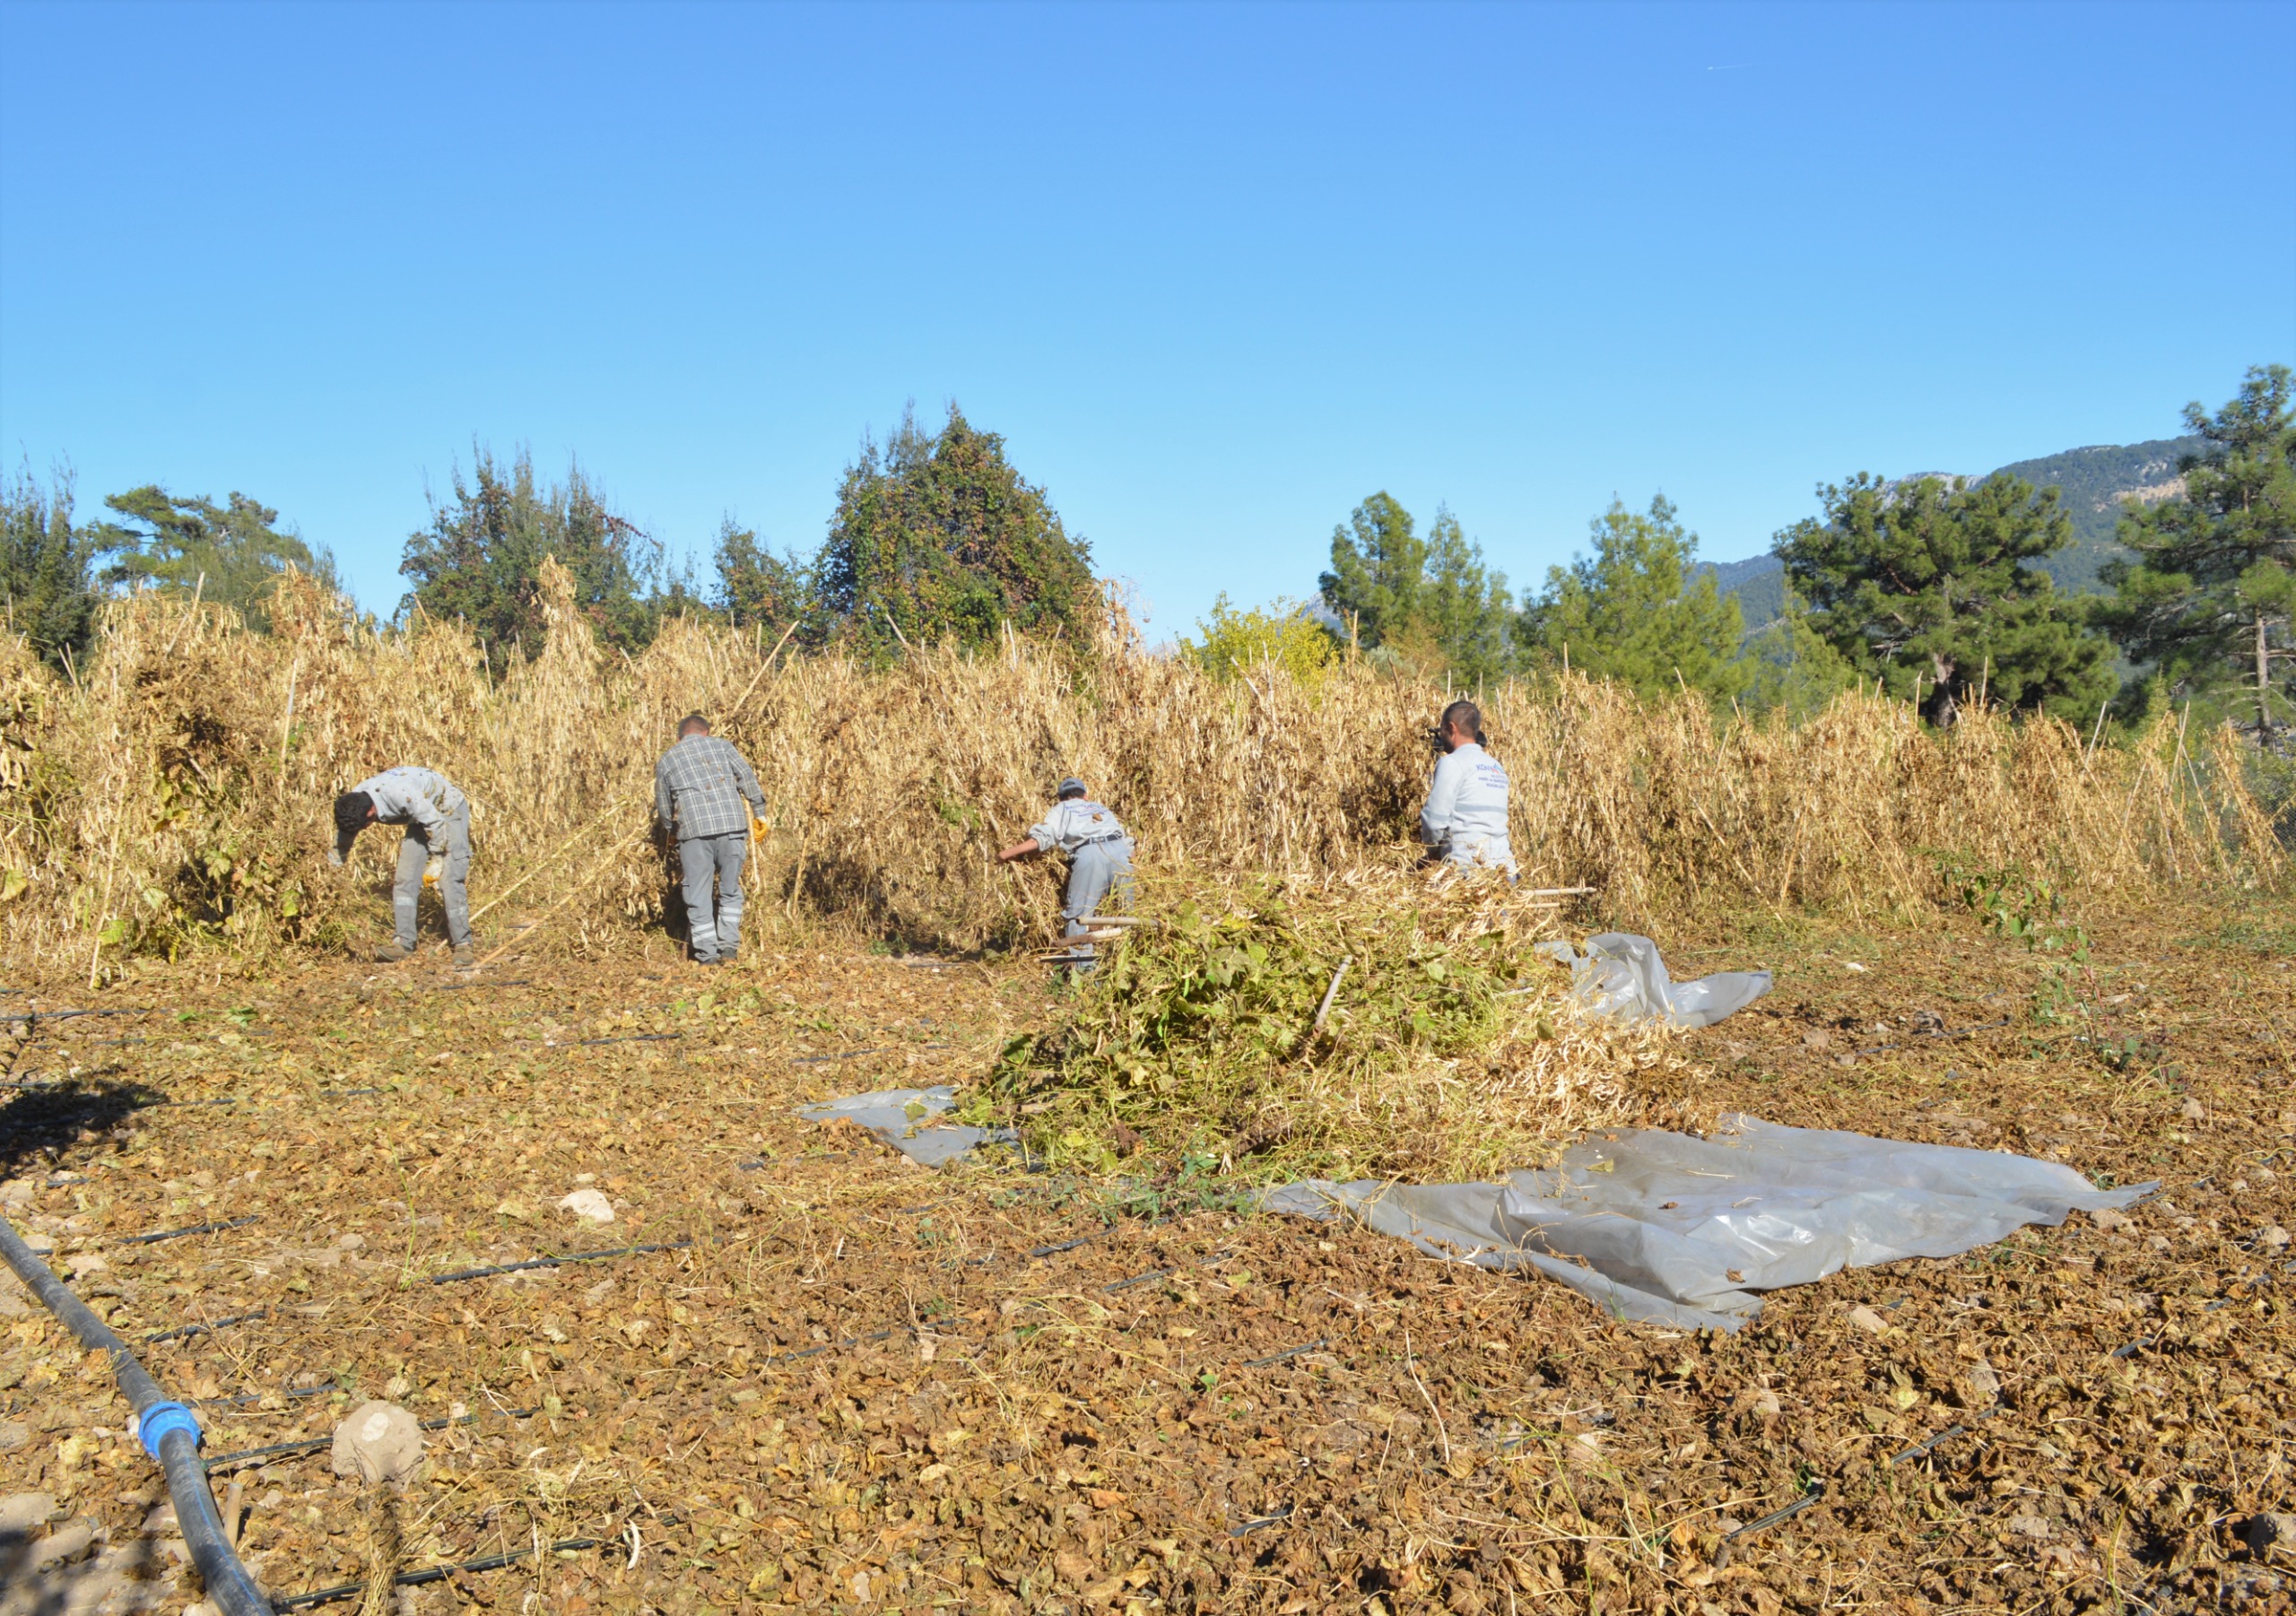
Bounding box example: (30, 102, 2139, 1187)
(374, 941, 413, 963)
(451, 945, 475, 968)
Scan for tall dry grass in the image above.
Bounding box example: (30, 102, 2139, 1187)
(0, 561, 2283, 980)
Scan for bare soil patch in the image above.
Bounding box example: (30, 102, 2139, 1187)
(1, 891, 2290, 1613)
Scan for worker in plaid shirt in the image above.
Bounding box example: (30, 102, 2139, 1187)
(655, 714, 769, 966)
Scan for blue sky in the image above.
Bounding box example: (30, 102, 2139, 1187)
(3, 1, 2291, 640)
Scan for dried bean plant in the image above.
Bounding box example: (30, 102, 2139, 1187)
(0, 560, 2283, 981)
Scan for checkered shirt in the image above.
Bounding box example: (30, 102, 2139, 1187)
(655, 734, 767, 840)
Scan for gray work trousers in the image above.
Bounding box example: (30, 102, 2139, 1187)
(680, 832, 748, 962)
(393, 804, 473, 950)
(1062, 837, 1135, 962)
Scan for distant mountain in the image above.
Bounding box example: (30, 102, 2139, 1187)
(1991, 436, 2201, 594)
(1696, 434, 2205, 632)
(1700, 553, 1787, 631)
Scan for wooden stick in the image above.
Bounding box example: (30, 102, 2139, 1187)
(468, 796, 645, 925)
(88, 825, 121, 990)
(723, 619, 800, 722)
(1521, 886, 1596, 898)
(1310, 956, 1352, 1037)
(275, 656, 299, 799)
(465, 821, 653, 970)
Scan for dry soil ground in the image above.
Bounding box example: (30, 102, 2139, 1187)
(0, 890, 2291, 1615)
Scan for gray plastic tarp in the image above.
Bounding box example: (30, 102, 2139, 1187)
(1536, 933, 1774, 1028)
(1263, 1114, 2152, 1330)
(796, 1087, 1016, 1168)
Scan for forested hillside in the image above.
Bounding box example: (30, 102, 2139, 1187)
(1996, 436, 2202, 592)
(1700, 433, 2209, 629)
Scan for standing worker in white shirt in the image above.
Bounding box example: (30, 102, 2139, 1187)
(331, 766, 477, 965)
(1418, 699, 1516, 877)
(997, 777, 1134, 964)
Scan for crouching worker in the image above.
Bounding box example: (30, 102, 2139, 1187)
(1419, 699, 1516, 878)
(332, 767, 476, 965)
(656, 713, 768, 967)
(998, 777, 1134, 966)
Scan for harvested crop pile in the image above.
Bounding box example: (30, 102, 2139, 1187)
(962, 864, 1680, 1183)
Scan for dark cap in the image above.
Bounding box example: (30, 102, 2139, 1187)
(1057, 777, 1088, 799)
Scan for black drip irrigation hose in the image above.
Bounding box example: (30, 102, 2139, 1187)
(271, 1534, 607, 1610)
(1852, 1018, 2013, 1057)
(1887, 1408, 2001, 1466)
(0, 1211, 275, 1615)
(122, 1214, 261, 1245)
(1229, 1506, 1293, 1537)
(765, 1316, 957, 1367)
(1028, 1234, 1105, 1257)
(1103, 1266, 1172, 1292)
(426, 1238, 693, 1286)
(1725, 1481, 1826, 1543)
(204, 1403, 541, 1473)
(6, 1007, 161, 1024)
(189, 1382, 337, 1412)
(757, 1246, 1234, 1371)
(148, 1309, 270, 1344)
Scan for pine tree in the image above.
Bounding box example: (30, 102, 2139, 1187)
(713, 520, 819, 645)
(399, 447, 665, 673)
(1776, 472, 2111, 721)
(1520, 497, 1746, 703)
(91, 485, 336, 632)
(1318, 493, 1512, 681)
(2100, 365, 2296, 740)
(2, 465, 103, 673)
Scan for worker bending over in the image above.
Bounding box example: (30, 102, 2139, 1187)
(998, 777, 1134, 963)
(332, 767, 476, 965)
(1419, 699, 1515, 877)
(656, 713, 769, 967)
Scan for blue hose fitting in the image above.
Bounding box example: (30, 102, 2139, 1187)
(136, 1401, 202, 1462)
